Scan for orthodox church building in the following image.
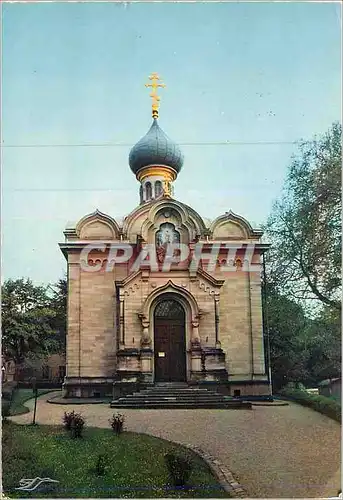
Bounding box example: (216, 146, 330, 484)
(60, 74, 271, 400)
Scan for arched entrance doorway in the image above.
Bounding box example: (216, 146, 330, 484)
(154, 296, 186, 382)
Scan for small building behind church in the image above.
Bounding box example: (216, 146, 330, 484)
(318, 378, 341, 401)
(59, 74, 271, 400)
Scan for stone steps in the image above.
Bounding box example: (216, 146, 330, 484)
(133, 390, 224, 395)
(122, 394, 232, 402)
(110, 386, 252, 409)
(111, 401, 251, 409)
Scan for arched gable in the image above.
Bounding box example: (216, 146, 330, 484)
(122, 202, 152, 241)
(76, 209, 120, 240)
(210, 210, 263, 241)
(123, 198, 207, 244)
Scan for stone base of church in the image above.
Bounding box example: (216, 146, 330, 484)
(229, 380, 272, 397)
(62, 377, 115, 398)
(189, 369, 229, 383)
(187, 378, 271, 397)
(111, 371, 153, 399)
(63, 374, 271, 399)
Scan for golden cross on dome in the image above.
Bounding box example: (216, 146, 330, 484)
(145, 73, 166, 119)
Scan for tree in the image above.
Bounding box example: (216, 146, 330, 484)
(266, 122, 341, 310)
(305, 307, 341, 382)
(48, 277, 67, 352)
(265, 282, 311, 390)
(265, 282, 342, 390)
(1, 278, 59, 366)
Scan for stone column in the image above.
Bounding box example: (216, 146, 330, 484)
(139, 315, 152, 347)
(140, 351, 152, 378)
(119, 292, 125, 348)
(190, 318, 202, 375)
(191, 319, 200, 345)
(139, 314, 153, 384)
(214, 293, 221, 348)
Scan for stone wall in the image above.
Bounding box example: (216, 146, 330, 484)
(67, 253, 116, 380)
(66, 260, 81, 378)
(189, 279, 217, 347)
(65, 245, 269, 396)
(217, 254, 267, 381)
(219, 270, 251, 376)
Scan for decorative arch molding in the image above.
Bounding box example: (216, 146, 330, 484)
(122, 204, 151, 239)
(197, 280, 219, 295)
(141, 219, 194, 245)
(76, 209, 121, 240)
(116, 270, 142, 298)
(191, 268, 225, 296)
(216, 257, 243, 270)
(140, 280, 200, 321)
(138, 280, 202, 347)
(210, 210, 263, 240)
(141, 200, 207, 243)
(123, 199, 207, 242)
(123, 282, 140, 297)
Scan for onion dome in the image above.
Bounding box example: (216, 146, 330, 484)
(129, 119, 184, 177)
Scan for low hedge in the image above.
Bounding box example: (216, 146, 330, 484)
(2, 381, 18, 401)
(279, 387, 341, 422)
(2, 382, 18, 419)
(2, 400, 11, 418)
(2, 391, 13, 401)
(17, 381, 62, 389)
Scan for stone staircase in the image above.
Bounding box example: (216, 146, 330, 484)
(110, 383, 252, 409)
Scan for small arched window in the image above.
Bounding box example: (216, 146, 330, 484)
(139, 185, 143, 203)
(145, 182, 152, 200)
(155, 180, 163, 198)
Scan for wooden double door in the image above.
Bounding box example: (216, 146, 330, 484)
(154, 298, 186, 382)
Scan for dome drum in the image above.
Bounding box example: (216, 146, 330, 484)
(136, 165, 177, 183)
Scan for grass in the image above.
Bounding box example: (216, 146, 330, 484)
(2, 422, 231, 498)
(9, 389, 58, 416)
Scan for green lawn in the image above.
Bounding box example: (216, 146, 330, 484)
(2, 422, 230, 498)
(10, 389, 58, 416)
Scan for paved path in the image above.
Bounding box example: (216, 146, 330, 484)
(10, 393, 341, 498)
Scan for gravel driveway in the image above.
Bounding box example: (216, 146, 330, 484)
(9, 392, 341, 498)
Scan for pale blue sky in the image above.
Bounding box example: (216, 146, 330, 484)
(2, 2, 341, 285)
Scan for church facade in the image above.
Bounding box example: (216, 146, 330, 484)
(60, 74, 271, 399)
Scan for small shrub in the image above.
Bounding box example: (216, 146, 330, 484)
(70, 413, 85, 438)
(63, 410, 76, 430)
(109, 413, 125, 435)
(283, 382, 296, 391)
(164, 452, 193, 488)
(62, 410, 85, 438)
(95, 454, 107, 476)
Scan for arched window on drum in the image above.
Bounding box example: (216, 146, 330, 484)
(155, 180, 163, 198)
(145, 182, 152, 200)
